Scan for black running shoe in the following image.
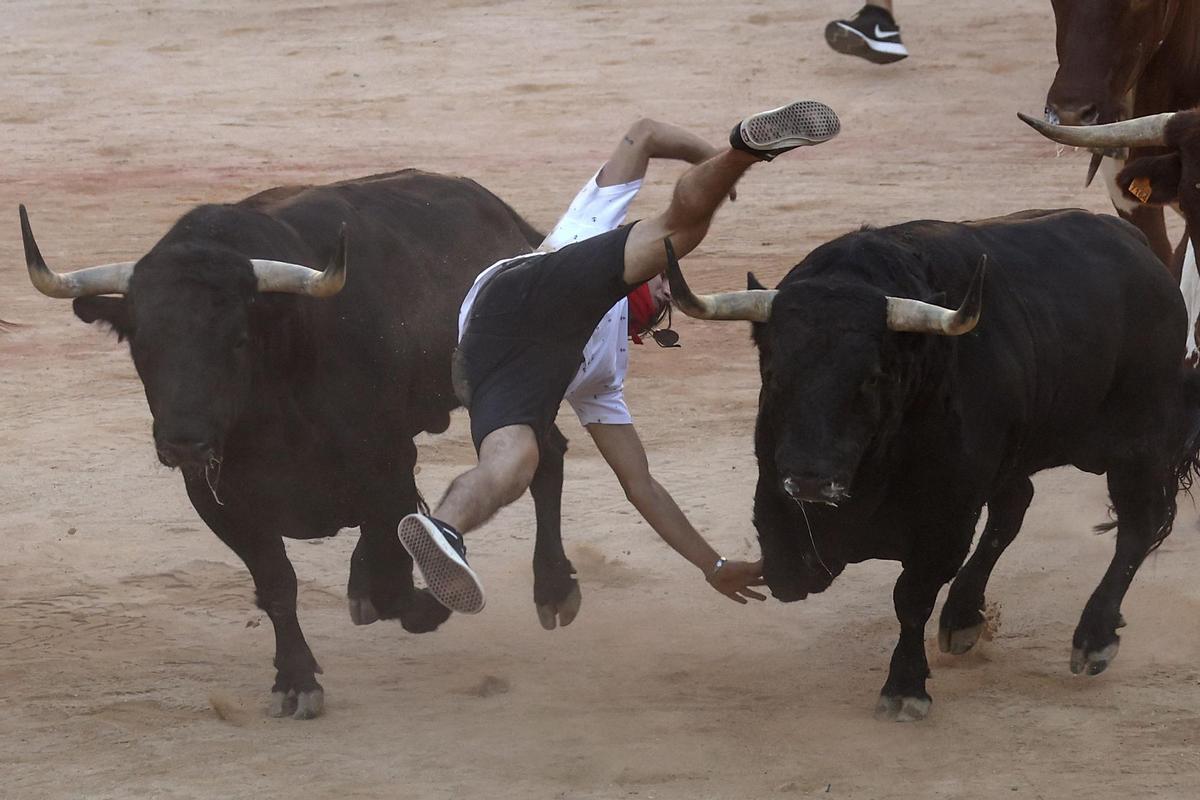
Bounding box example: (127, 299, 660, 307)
(729, 100, 841, 161)
(825, 4, 909, 65)
(398, 513, 485, 614)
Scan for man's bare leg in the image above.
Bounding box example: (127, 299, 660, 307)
(433, 424, 540, 534)
(397, 425, 538, 615)
(622, 149, 757, 285)
(622, 100, 839, 286)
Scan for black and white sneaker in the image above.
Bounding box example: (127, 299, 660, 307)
(398, 513, 486, 614)
(730, 100, 841, 161)
(825, 4, 909, 65)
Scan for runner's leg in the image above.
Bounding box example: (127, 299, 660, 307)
(622, 148, 757, 285)
(398, 424, 538, 614)
(623, 100, 840, 285)
(433, 424, 540, 534)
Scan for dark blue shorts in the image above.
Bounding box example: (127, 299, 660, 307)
(452, 223, 636, 451)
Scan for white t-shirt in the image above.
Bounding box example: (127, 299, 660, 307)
(458, 170, 642, 426)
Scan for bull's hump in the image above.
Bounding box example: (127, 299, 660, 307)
(961, 208, 1088, 228)
(239, 185, 314, 211)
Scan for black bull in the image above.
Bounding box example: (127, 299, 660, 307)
(669, 209, 1200, 721)
(21, 170, 581, 719)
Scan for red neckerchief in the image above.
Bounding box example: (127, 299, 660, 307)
(626, 281, 657, 344)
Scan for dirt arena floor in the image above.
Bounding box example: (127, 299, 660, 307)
(3, 1, 1200, 798)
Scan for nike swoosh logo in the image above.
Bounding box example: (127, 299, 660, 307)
(874, 25, 900, 38)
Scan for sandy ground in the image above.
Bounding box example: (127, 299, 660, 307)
(3, 1, 1200, 798)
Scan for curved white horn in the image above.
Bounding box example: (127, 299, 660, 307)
(1017, 111, 1173, 148)
(886, 256, 986, 336)
(250, 224, 348, 297)
(21, 205, 135, 298)
(664, 237, 777, 322)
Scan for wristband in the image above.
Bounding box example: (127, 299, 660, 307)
(708, 556, 728, 579)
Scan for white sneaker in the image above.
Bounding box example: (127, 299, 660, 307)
(398, 513, 486, 614)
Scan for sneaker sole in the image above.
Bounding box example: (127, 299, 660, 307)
(825, 22, 909, 64)
(398, 515, 486, 614)
(741, 101, 842, 152)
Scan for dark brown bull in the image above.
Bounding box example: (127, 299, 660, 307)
(1044, 0, 1200, 269)
(20, 170, 582, 719)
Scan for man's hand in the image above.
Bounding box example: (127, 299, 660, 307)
(707, 558, 766, 604)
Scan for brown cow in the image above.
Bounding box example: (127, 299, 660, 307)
(1043, 0, 1200, 268)
(1021, 109, 1200, 364)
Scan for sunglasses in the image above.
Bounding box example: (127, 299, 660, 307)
(650, 304, 680, 348)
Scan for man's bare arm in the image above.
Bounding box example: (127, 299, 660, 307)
(586, 421, 764, 603)
(597, 118, 726, 188)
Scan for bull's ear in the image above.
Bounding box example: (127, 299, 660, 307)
(73, 296, 134, 341)
(1117, 153, 1183, 206)
(751, 320, 767, 348)
(742, 272, 770, 345)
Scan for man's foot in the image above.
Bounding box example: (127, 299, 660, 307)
(729, 101, 841, 161)
(824, 4, 909, 65)
(398, 513, 486, 614)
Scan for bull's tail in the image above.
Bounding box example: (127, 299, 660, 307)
(1165, 369, 1200, 536)
(1094, 369, 1200, 551)
(1145, 371, 1200, 551)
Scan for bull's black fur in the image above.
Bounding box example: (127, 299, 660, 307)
(62, 169, 577, 718)
(1116, 109, 1200, 534)
(750, 208, 1200, 719)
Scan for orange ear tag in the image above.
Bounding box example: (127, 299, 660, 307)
(1128, 177, 1153, 204)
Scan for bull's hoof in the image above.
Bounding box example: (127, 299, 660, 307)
(536, 582, 582, 630)
(269, 688, 325, 720)
(937, 621, 984, 655)
(348, 597, 380, 626)
(399, 588, 452, 634)
(1070, 640, 1120, 676)
(874, 693, 932, 722)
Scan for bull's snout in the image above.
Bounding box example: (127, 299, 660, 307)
(762, 549, 841, 602)
(156, 437, 215, 470)
(782, 474, 849, 505)
(1045, 101, 1099, 127)
(767, 582, 809, 603)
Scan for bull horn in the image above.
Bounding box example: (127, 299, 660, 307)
(249, 224, 348, 297)
(664, 236, 777, 322)
(21, 205, 135, 298)
(886, 256, 986, 336)
(1017, 111, 1173, 148)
